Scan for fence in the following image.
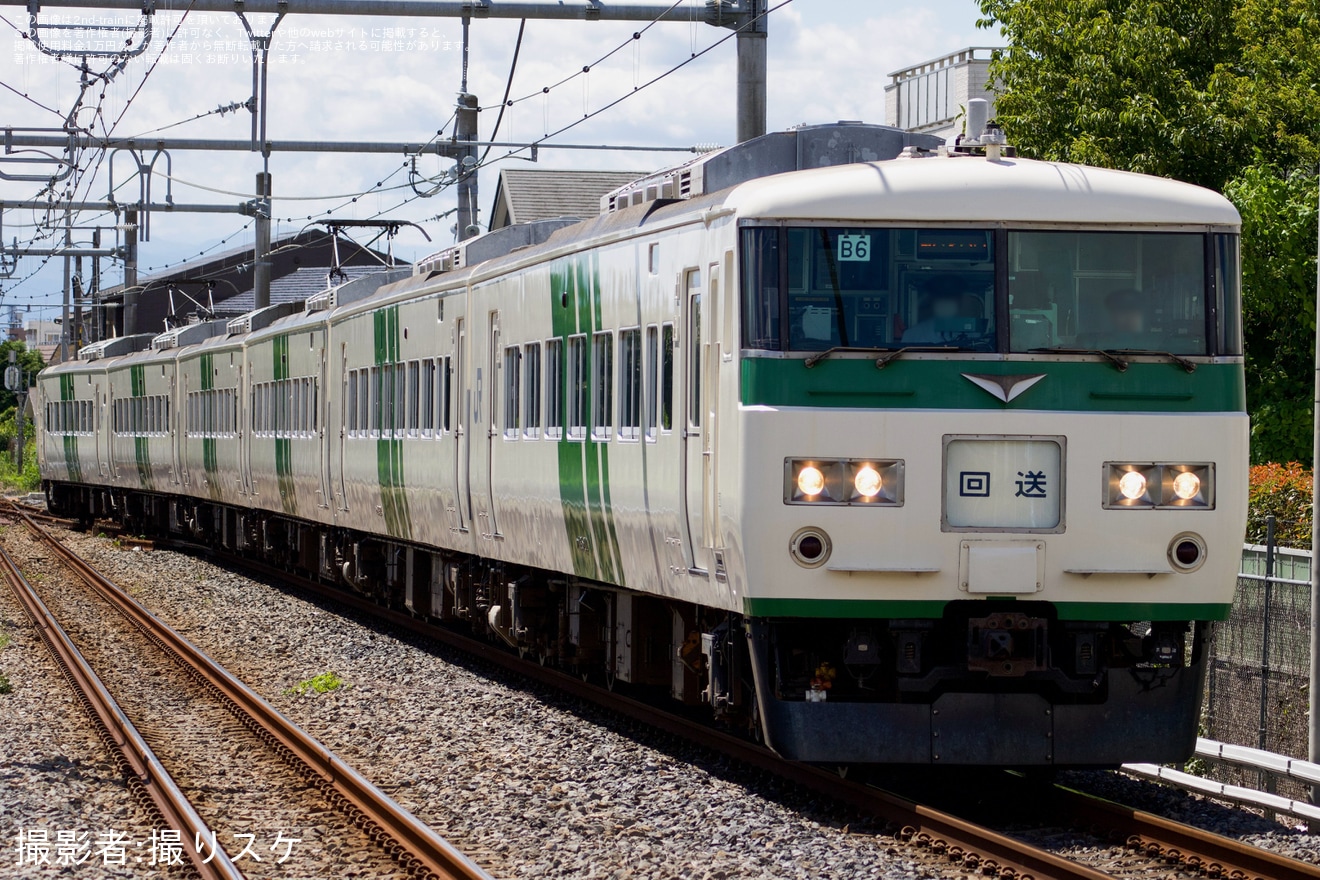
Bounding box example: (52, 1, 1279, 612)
(1203, 521, 1314, 803)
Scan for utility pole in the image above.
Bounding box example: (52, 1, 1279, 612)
(254, 171, 272, 309)
(1311, 167, 1320, 828)
(60, 208, 71, 362)
(123, 208, 139, 336)
(735, 0, 768, 142)
(455, 93, 480, 240)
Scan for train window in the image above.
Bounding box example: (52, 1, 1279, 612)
(520, 345, 538, 437)
(660, 323, 675, 432)
(358, 370, 370, 435)
(394, 364, 406, 438)
(1007, 230, 1208, 355)
(379, 366, 392, 435)
(741, 227, 780, 349)
(648, 243, 660, 275)
(619, 328, 642, 441)
(592, 332, 614, 440)
(503, 346, 521, 439)
(439, 356, 452, 433)
(567, 335, 587, 440)
(347, 370, 359, 434)
(368, 368, 380, 435)
(688, 289, 702, 429)
(645, 326, 659, 441)
(741, 226, 995, 352)
(406, 361, 421, 435)
(420, 360, 435, 436)
(545, 339, 563, 440)
(1216, 233, 1242, 356)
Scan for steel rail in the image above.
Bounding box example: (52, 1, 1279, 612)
(214, 546, 1320, 880)
(0, 537, 244, 880)
(10, 505, 492, 880)
(206, 552, 1114, 880)
(1048, 785, 1320, 880)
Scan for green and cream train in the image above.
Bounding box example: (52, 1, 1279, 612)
(37, 123, 1248, 766)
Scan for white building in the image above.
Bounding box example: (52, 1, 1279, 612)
(885, 47, 1001, 142)
(24, 319, 61, 348)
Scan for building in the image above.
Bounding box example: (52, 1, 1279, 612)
(488, 168, 648, 231)
(884, 47, 1001, 142)
(93, 229, 401, 340)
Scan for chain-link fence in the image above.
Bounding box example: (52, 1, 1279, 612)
(1202, 524, 1313, 802)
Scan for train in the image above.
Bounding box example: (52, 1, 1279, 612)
(36, 121, 1248, 766)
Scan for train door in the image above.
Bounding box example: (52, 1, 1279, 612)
(681, 268, 710, 573)
(703, 262, 721, 552)
(318, 334, 332, 510)
(239, 363, 252, 497)
(484, 310, 502, 538)
(336, 342, 349, 511)
(179, 372, 190, 489)
(454, 316, 470, 532)
(95, 382, 108, 478)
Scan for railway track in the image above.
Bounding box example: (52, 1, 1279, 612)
(118, 519, 1318, 880)
(18, 501, 1319, 880)
(0, 503, 490, 880)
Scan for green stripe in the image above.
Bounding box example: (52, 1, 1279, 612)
(551, 254, 625, 585)
(742, 597, 1233, 622)
(130, 364, 152, 489)
(740, 358, 1246, 412)
(373, 307, 411, 539)
(59, 374, 83, 483)
(200, 353, 220, 500)
(272, 334, 297, 515)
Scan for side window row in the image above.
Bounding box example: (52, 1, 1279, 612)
(46, 399, 94, 436)
(347, 356, 453, 439)
(186, 389, 238, 438)
(252, 377, 319, 439)
(502, 323, 675, 443)
(112, 395, 170, 437)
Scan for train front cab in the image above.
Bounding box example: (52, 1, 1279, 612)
(730, 208, 1247, 766)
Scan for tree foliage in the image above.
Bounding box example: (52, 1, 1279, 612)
(978, 0, 1320, 461)
(0, 341, 43, 417)
(1247, 461, 1312, 547)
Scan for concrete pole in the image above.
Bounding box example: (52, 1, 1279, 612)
(59, 209, 70, 363)
(122, 208, 139, 336)
(735, 0, 768, 143)
(455, 93, 480, 241)
(254, 171, 272, 309)
(91, 228, 102, 344)
(1310, 168, 1320, 825)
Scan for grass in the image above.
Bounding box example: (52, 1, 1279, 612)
(287, 671, 348, 696)
(0, 632, 9, 650)
(0, 673, 11, 695)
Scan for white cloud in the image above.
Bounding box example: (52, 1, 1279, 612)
(0, 0, 984, 316)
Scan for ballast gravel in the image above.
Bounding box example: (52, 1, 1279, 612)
(52, 530, 947, 880)
(0, 533, 158, 878)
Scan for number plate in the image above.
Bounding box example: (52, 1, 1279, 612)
(943, 436, 1064, 532)
(836, 233, 871, 262)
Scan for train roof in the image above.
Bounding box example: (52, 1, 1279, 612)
(724, 154, 1241, 227)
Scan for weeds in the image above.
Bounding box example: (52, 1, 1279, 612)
(287, 671, 348, 696)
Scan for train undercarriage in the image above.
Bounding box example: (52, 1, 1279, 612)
(46, 480, 1211, 768)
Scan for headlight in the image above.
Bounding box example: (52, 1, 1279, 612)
(797, 465, 826, 497)
(785, 458, 904, 506)
(1104, 463, 1214, 509)
(854, 465, 882, 498)
(1117, 471, 1147, 500)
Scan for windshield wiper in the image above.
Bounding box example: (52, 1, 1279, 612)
(1107, 349, 1198, 373)
(874, 346, 960, 369)
(803, 345, 960, 369)
(1028, 347, 1130, 372)
(803, 346, 896, 368)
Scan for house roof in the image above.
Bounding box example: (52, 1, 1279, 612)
(489, 168, 646, 229)
(215, 265, 390, 314)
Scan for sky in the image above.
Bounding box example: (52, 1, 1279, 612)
(0, 0, 989, 324)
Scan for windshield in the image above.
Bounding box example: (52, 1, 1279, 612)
(742, 227, 1239, 357)
(1008, 230, 1208, 355)
(741, 227, 995, 352)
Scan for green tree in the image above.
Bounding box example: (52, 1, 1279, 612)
(0, 341, 43, 416)
(978, 0, 1320, 461)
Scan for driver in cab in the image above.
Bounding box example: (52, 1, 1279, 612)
(902, 276, 986, 345)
